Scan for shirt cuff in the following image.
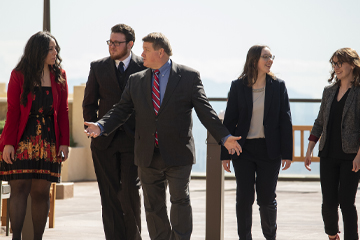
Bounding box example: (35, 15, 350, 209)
(308, 134, 319, 143)
(221, 134, 231, 146)
(96, 123, 104, 136)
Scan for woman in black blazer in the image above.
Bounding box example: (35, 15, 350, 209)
(221, 45, 293, 240)
(305, 48, 360, 240)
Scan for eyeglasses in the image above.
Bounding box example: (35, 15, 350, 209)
(331, 61, 343, 68)
(261, 55, 275, 61)
(106, 40, 127, 47)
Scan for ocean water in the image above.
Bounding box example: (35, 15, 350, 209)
(191, 101, 322, 177)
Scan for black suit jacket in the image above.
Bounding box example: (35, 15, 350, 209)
(83, 53, 146, 150)
(221, 75, 293, 161)
(98, 61, 230, 167)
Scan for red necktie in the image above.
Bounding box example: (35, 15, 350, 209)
(152, 70, 160, 146)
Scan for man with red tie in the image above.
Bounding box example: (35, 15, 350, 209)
(84, 32, 241, 240)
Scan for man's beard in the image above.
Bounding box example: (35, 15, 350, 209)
(110, 49, 129, 60)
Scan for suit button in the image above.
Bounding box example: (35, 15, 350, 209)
(155, 119, 158, 122)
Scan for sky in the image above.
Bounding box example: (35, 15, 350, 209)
(1, 0, 360, 98)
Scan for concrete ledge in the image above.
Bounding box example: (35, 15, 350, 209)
(56, 182, 74, 199)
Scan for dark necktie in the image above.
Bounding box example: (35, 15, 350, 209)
(152, 70, 160, 146)
(118, 62, 125, 74)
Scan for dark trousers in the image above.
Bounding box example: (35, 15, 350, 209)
(91, 131, 141, 240)
(320, 157, 360, 240)
(232, 139, 281, 240)
(138, 148, 193, 240)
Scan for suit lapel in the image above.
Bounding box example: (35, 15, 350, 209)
(125, 53, 140, 82)
(342, 86, 356, 122)
(323, 84, 338, 123)
(125, 59, 136, 79)
(158, 62, 181, 115)
(142, 69, 155, 112)
(263, 75, 273, 122)
(243, 80, 253, 119)
(105, 57, 121, 89)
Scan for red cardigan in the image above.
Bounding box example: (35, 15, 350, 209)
(0, 69, 70, 153)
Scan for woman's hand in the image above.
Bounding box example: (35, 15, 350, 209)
(304, 141, 316, 171)
(58, 145, 69, 161)
(2, 145, 15, 164)
(222, 160, 232, 173)
(281, 160, 292, 170)
(304, 151, 312, 171)
(352, 154, 360, 172)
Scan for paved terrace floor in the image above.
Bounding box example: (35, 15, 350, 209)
(1, 179, 358, 240)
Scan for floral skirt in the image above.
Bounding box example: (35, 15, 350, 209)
(0, 86, 62, 182)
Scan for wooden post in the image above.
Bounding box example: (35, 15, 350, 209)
(43, 0, 50, 32)
(205, 131, 224, 240)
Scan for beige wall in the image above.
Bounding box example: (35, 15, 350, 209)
(61, 85, 96, 181)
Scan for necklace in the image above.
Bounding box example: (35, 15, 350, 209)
(253, 86, 265, 103)
(252, 86, 265, 93)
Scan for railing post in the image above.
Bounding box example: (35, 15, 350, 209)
(43, 0, 50, 32)
(206, 131, 224, 240)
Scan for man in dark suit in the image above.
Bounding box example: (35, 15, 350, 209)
(82, 24, 146, 240)
(84, 32, 241, 240)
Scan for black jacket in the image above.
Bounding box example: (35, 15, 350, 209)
(221, 74, 293, 161)
(83, 53, 146, 150)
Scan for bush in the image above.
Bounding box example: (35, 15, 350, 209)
(69, 134, 77, 147)
(0, 119, 5, 135)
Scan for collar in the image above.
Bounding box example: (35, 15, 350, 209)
(152, 59, 172, 75)
(115, 52, 132, 70)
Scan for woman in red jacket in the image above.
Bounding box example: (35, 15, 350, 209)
(0, 31, 69, 240)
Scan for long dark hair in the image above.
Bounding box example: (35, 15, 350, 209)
(239, 45, 275, 87)
(328, 48, 360, 87)
(15, 31, 64, 106)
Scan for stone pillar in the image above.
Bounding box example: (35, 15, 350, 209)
(61, 85, 95, 181)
